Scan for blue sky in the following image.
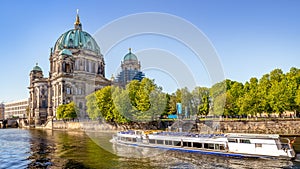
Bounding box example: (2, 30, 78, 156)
(0, 0, 299, 102)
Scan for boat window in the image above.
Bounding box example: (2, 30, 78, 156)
(220, 144, 225, 150)
(183, 142, 187, 147)
(126, 137, 132, 142)
(228, 138, 238, 143)
(183, 142, 192, 147)
(132, 138, 137, 142)
(240, 139, 251, 144)
(255, 143, 262, 148)
(174, 141, 181, 146)
(204, 143, 209, 148)
(215, 144, 220, 150)
(149, 139, 155, 144)
(208, 143, 214, 149)
(193, 142, 202, 148)
(165, 140, 173, 145)
(121, 137, 126, 141)
(157, 140, 164, 144)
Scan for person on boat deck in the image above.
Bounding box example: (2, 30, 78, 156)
(290, 137, 296, 148)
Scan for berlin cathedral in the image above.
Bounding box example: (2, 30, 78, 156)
(28, 12, 144, 125)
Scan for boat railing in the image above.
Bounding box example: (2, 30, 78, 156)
(154, 132, 225, 138)
(119, 130, 226, 138)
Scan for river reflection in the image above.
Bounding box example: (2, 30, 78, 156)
(1, 129, 300, 169)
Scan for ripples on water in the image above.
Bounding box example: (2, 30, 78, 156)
(0, 129, 31, 169)
(1, 128, 300, 169)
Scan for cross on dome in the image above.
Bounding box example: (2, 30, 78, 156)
(74, 9, 82, 30)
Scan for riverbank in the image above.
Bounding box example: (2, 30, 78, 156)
(22, 118, 300, 135)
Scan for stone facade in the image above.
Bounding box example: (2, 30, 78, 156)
(4, 99, 28, 119)
(0, 103, 4, 120)
(29, 12, 110, 125)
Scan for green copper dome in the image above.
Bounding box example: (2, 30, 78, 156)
(32, 63, 42, 71)
(59, 49, 73, 56)
(54, 29, 101, 55)
(124, 48, 138, 61)
(54, 12, 101, 55)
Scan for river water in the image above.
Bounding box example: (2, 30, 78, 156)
(0, 128, 300, 169)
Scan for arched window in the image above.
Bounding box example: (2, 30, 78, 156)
(66, 86, 71, 95)
(41, 100, 47, 108)
(66, 63, 71, 73)
(62, 62, 66, 72)
(92, 62, 95, 73)
(86, 60, 89, 72)
(41, 88, 45, 95)
(78, 88, 82, 95)
(58, 85, 61, 95)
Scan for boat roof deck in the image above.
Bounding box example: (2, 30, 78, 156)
(118, 130, 280, 139)
(154, 132, 226, 138)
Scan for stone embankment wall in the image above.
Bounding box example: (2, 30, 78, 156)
(39, 118, 300, 135)
(42, 120, 162, 131)
(197, 119, 300, 135)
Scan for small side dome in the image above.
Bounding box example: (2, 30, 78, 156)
(59, 49, 73, 56)
(32, 63, 42, 72)
(124, 48, 138, 61)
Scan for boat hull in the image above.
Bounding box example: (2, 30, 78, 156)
(111, 139, 292, 160)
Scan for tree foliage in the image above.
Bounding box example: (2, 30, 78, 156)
(86, 67, 300, 122)
(166, 67, 300, 118)
(86, 78, 167, 123)
(56, 101, 78, 120)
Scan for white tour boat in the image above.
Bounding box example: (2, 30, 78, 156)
(111, 130, 296, 160)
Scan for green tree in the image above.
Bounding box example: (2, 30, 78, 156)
(95, 86, 116, 122)
(180, 87, 192, 117)
(210, 80, 226, 116)
(257, 74, 271, 115)
(146, 87, 167, 121)
(64, 102, 78, 119)
(191, 87, 209, 116)
(127, 80, 140, 108)
(268, 69, 287, 115)
(113, 87, 134, 123)
(56, 104, 66, 120)
(135, 78, 155, 112)
(226, 81, 244, 117)
(168, 93, 178, 115)
(162, 94, 171, 117)
(239, 77, 259, 117)
(286, 67, 300, 113)
(56, 101, 78, 120)
(86, 93, 101, 120)
(296, 87, 300, 110)
(198, 94, 209, 116)
(125, 78, 166, 121)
